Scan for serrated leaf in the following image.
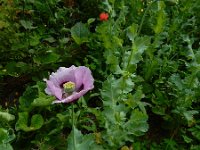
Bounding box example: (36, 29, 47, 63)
(153, 1, 166, 34)
(101, 75, 121, 107)
(182, 135, 193, 143)
(71, 22, 90, 45)
(125, 36, 150, 73)
(67, 126, 95, 150)
(125, 109, 149, 136)
(189, 125, 200, 141)
(30, 34, 40, 46)
(126, 23, 138, 42)
(118, 77, 135, 94)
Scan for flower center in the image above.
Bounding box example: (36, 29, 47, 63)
(63, 81, 76, 93)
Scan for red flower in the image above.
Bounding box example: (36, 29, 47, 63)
(99, 12, 109, 21)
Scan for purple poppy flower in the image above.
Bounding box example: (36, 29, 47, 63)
(45, 65, 94, 103)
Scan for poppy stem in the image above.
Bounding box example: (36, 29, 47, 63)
(138, 0, 158, 35)
(72, 104, 76, 150)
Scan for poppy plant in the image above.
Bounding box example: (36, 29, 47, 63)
(99, 12, 109, 21)
(45, 65, 94, 103)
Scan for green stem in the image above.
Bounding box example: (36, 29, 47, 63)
(137, 0, 157, 35)
(72, 104, 76, 150)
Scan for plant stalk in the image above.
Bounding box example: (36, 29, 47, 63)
(72, 104, 76, 150)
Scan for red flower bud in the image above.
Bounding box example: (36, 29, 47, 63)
(99, 12, 109, 21)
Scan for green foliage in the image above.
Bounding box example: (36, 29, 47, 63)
(0, 128, 15, 150)
(15, 112, 44, 132)
(0, 111, 15, 122)
(67, 127, 102, 150)
(0, 0, 200, 149)
(71, 22, 90, 45)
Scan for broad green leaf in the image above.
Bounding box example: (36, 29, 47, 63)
(30, 114, 44, 130)
(33, 53, 59, 64)
(5, 62, 18, 77)
(101, 75, 121, 107)
(125, 109, 149, 136)
(169, 74, 183, 90)
(118, 77, 135, 94)
(71, 22, 90, 45)
(15, 112, 29, 131)
(0, 128, 7, 144)
(15, 112, 44, 132)
(0, 143, 13, 150)
(31, 96, 54, 107)
(19, 86, 37, 111)
(0, 128, 15, 145)
(0, 112, 15, 122)
(67, 126, 95, 150)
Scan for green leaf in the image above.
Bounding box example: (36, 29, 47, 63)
(19, 20, 37, 30)
(33, 52, 59, 64)
(67, 127, 95, 150)
(5, 62, 19, 77)
(182, 135, 193, 143)
(30, 33, 41, 46)
(183, 110, 198, 122)
(0, 128, 15, 145)
(43, 36, 56, 43)
(87, 18, 95, 25)
(101, 75, 121, 107)
(0, 143, 13, 150)
(0, 128, 7, 144)
(15, 112, 29, 131)
(0, 112, 15, 122)
(30, 114, 44, 130)
(31, 96, 54, 107)
(125, 109, 149, 136)
(124, 36, 150, 73)
(190, 125, 200, 140)
(19, 86, 37, 111)
(15, 112, 44, 132)
(71, 22, 90, 45)
(126, 23, 138, 42)
(153, 1, 166, 34)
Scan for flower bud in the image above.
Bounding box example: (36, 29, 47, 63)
(99, 12, 109, 21)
